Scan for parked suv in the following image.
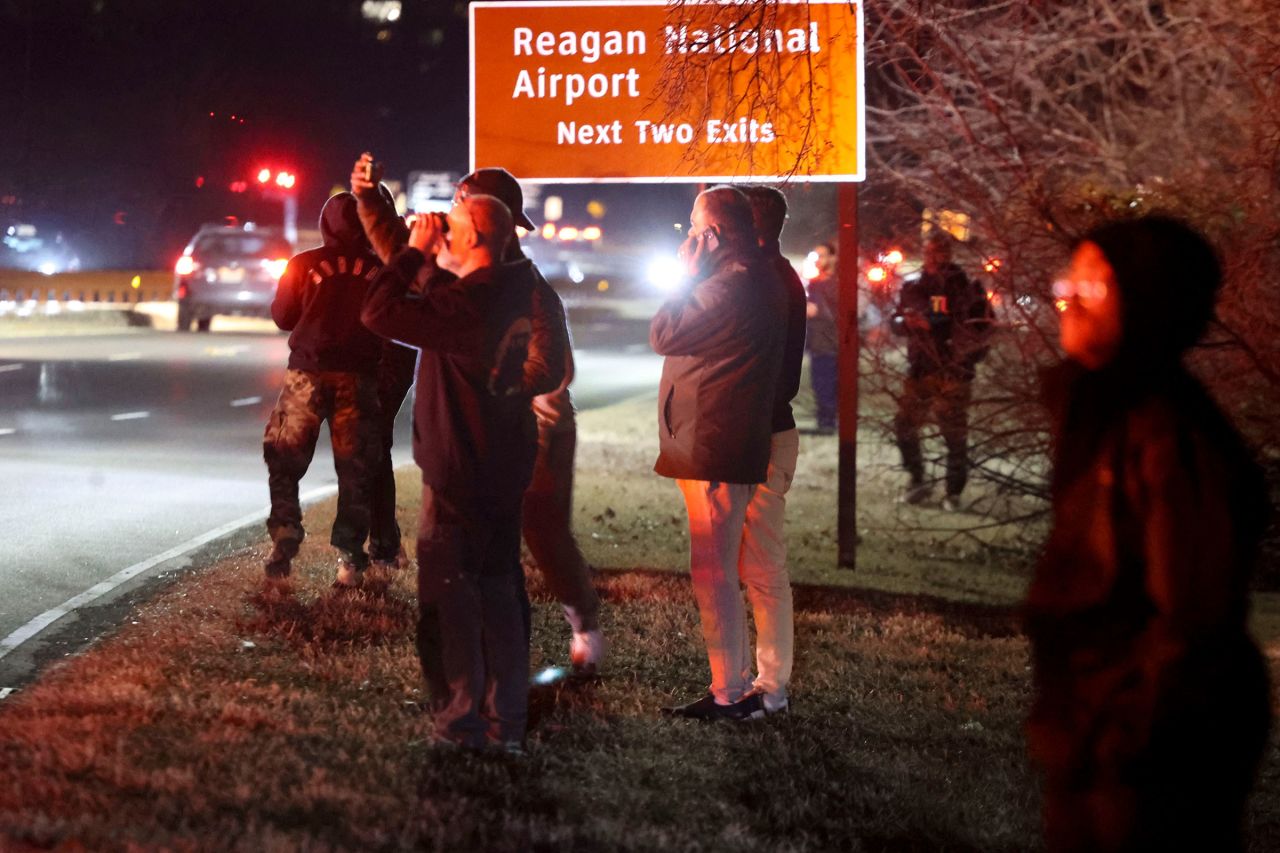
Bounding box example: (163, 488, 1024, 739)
(173, 225, 292, 332)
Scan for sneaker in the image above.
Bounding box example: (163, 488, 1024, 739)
(743, 688, 790, 716)
(264, 541, 296, 578)
(371, 545, 409, 572)
(662, 692, 765, 721)
(334, 557, 364, 589)
(487, 738, 526, 757)
(941, 495, 962, 512)
(897, 482, 931, 505)
(661, 693, 726, 720)
(570, 629, 607, 676)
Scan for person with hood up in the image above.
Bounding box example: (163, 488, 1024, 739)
(263, 192, 384, 587)
(362, 194, 540, 752)
(1025, 216, 1273, 851)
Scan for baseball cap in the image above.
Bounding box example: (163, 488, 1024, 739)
(459, 167, 536, 231)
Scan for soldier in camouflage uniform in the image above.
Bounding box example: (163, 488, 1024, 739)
(264, 192, 384, 587)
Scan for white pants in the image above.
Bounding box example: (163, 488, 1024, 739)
(677, 428, 798, 705)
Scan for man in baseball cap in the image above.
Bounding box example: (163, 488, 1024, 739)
(457, 167, 537, 232)
(454, 167, 606, 677)
(350, 156, 606, 681)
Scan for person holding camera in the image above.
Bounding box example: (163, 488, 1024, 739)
(351, 158, 606, 677)
(262, 192, 383, 587)
(651, 186, 788, 721)
(361, 194, 541, 752)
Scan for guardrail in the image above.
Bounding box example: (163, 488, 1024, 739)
(0, 270, 172, 312)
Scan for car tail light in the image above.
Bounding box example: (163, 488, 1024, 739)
(176, 282, 188, 300)
(263, 258, 288, 280)
(175, 255, 196, 276)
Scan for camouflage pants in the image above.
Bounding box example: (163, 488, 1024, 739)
(263, 369, 378, 564)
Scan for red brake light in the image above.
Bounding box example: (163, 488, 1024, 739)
(175, 256, 196, 276)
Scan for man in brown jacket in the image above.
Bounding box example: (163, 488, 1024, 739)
(651, 186, 787, 720)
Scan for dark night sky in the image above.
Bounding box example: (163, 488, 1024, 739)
(0, 0, 709, 267)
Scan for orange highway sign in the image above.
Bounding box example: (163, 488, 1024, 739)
(470, 0, 864, 183)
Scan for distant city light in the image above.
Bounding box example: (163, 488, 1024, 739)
(882, 248, 904, 266)
(581, 225, 603, 241)
(866, 264, 888, 284)
(38, 262, 56, 276)
(257, 168, 272, 183)
(558, 226, 580, 241)
(541, 223, 557, 240)
(361, 1, 402, 24)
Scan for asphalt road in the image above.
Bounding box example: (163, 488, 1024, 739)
(0, 318, 660, 654)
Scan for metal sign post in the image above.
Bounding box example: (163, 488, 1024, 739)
(837, 182, 858, 569)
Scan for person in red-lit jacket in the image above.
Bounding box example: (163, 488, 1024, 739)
(1025, 216, 1272, 851)
(262, 192, 382, 587)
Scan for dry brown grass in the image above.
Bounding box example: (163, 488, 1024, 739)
(0, 390, 1276, 851)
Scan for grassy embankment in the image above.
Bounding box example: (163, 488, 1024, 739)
(1, 387, 1277, 851)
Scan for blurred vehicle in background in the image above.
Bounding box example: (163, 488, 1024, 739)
(1, 223, 81, 275)
(173, 223, 292, 332)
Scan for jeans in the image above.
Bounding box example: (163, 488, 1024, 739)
(522, 424, 599, 634)
(809, 352, 837, 429)
(368, 344, 416, 562)
(893, 374, 972, 497)
(415, 485, 529, 747)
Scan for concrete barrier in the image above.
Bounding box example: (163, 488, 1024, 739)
(0, 269, 172, 311)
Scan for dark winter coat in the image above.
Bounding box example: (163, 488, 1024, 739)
(650, 248, 787, 484)
(361, 248, 539, 507)
(272, 193, 384, 374)
(354, 185, 568, 405)
(890, 262, 993, 380)
(766, 245, 808, 433)
(1025, 360, 1271, 803)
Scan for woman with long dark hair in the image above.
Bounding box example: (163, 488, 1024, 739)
(1026, 216, 1272, 851)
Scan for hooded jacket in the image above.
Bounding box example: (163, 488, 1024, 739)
(273, 193, 383, 374)
(1024, 218, 1272, 786)
(361, 247, 540, 506)
(650, 248, 787, 484)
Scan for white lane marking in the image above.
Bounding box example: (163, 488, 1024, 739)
(110, 411, 151, 422)
(108, 352, 143, 362)
(0, 484, 338, 661)
(230, 396, 263, 407)
(204, 345, 250, 357)
(0, 364, 23, 373)
(0, 429, 15, 437)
